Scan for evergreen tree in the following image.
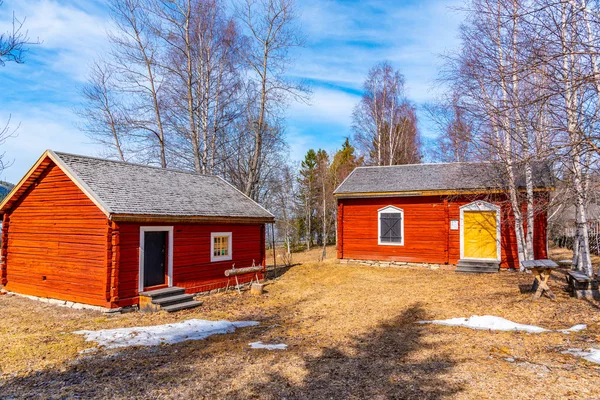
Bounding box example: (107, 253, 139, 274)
(298, 149, 318, 249)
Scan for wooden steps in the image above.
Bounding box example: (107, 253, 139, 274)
(139, 287, 203, 312)
(456, 259, 500, 274)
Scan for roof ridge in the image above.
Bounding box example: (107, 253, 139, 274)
(354, 161, 490, 169)
(52, 150, 217, 178)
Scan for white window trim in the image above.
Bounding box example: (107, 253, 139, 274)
(211, 232, 233, 262)
(378, 205, 404, 246)
(139, 226, 174, 292)
(459, 201, 501, 261)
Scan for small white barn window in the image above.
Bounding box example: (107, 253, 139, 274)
(211, 232, 232, 262)
(378, 206, 404, 246)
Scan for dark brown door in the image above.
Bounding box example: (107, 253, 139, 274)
(144, 231, 167, 288)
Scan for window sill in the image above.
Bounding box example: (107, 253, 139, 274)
(211, 256, 233, 263)
(378, 242, 404, 246)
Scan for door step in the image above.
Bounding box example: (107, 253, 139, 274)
(456, 259, 500, 274)
(139, 286, 203, 312)
(162, 300, 204, 313)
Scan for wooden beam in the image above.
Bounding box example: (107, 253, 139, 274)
(110, 214, 274, 225)
(110, 221, 120, 304)
(1, 212, 9, 286)
(334, 187, 554, 199)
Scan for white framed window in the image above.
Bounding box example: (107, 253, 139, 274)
(211, 232, 232, 262)
(378, 206, 404, 246)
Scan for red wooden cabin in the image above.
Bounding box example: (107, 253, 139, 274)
(334, 163, 553, 272)
(0, 150, 274, 309)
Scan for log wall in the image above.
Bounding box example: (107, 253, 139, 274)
(116, 222, 265, 307)
(337, 194, 548, 269)
(3, 163, 110, 306)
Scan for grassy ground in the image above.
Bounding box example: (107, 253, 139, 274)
(1, 246, 600, 399)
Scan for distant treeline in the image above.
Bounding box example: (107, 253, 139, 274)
(0, 181, 14, 201)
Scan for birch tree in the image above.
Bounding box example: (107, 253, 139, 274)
(353, 62, 420, 166)
(235, 0, 309, 200)
(443, 0, 552, 268)
(95, 0, 169, 167)
(78, 61, 130, 161)
(424, 92, 475, 162)
(154, 0, 241, 174)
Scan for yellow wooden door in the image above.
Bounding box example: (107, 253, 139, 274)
(463, 211, 497, 259)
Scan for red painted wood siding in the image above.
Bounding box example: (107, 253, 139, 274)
(4, 163, 110, 306)
(116, 222, 265, 307)
(337, 194, 548, 269)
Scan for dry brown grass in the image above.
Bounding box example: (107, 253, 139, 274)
(1, 246, 600, 399)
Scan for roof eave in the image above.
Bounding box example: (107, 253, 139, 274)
(0, 150, 114, 218)
(335, 187, 555, 199)
(110, 214, 275, 224)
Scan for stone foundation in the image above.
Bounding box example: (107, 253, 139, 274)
(339, 259, 456, 271)
(0, 290, 117, 312)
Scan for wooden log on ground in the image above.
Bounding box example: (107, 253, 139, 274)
(224, 266, 262, 277)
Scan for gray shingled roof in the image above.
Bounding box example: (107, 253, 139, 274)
(334, 162, 554, 196)
(53, 151, 273, 220)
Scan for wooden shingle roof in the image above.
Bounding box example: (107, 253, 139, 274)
(0, 150, 274, 223)
(334, 162, 554, 197)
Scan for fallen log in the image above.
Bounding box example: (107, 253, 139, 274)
(224, 266, 263, 277)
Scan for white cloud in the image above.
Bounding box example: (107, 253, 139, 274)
(294, 0, 464, 102)
(287, 87, 359, 126)
(0, 105, 101, 183)
(0, 0, 110, 80)
(284, 87, 358, 161)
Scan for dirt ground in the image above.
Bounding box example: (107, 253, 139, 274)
(1, 246, 600, 399)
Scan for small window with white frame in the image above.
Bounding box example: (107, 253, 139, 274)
(378, 206, 404, 246)
(211, 232, 232, 262)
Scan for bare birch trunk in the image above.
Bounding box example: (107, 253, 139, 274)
(561, 1, 593, 276)
(495, 2, 528, 267)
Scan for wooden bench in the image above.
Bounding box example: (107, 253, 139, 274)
(521, 260, 558, 300)
(566, 270, 599, 300)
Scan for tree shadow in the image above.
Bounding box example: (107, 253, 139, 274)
(231, 304, 462, 399)
(265, 263, 298, 280)
(0, 305, 461, 399)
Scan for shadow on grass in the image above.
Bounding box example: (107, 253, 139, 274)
(265, 263, 298, 280)
(0, 305, 461, 399)
(232, 304, 462, 399)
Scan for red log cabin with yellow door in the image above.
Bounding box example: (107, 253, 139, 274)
(0, 150, 274, 310)
(334, 163, 554, 272)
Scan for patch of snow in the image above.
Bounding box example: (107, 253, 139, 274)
(74, 319, 259, 349)
(248, 341, 287, 350)
(419, 315, 585, 334)
(559, 324, 587, 334)
(562, 348, 600, 365)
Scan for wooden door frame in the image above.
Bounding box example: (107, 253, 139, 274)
(459, 201, 501, 261)
(139, 226, 174, 292)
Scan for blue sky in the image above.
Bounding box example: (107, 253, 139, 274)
(0, 0, 464, 184)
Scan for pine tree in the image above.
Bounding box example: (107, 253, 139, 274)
(298, 149, 318, 250)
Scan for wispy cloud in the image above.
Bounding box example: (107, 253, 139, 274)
(0, 0, 109, 182)
(0, 0, 110, 80)
(0, 0, 465, 182)
(286, 0, 465, 161)
(0, 104, 101, 182)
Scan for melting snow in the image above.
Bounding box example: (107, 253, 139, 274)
(419, 315, 586, 334)
(249, 341, 288, 350)
(562, 348, 600, 364)
(74, 319, 259, 349)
